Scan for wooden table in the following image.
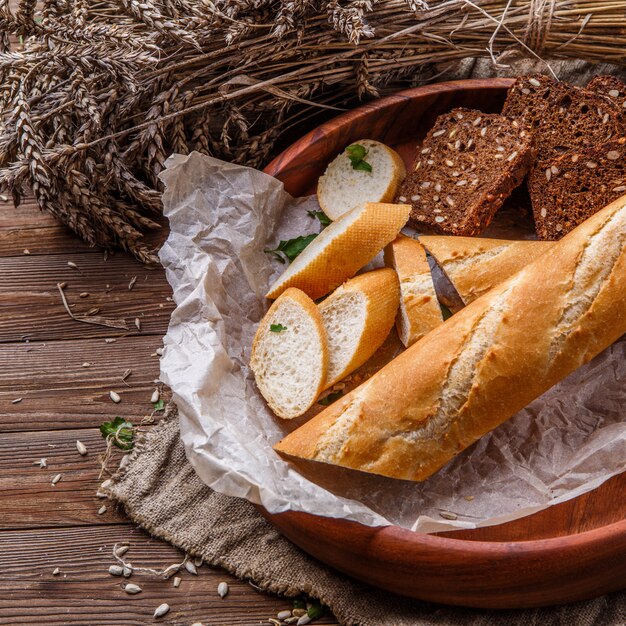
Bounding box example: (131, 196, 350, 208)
(0, 198, 337, 625)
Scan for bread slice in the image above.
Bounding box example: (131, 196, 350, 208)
(420, 236, 553, 304)
(396, 108, 535, 236)
(319, 268, 399, 388)
(384, 235, 442, 347)
(588, 75, 626, 105)
(528, 141, 626, 239)
(502, 74, 625, 162)
(250, 288, 328, 419)
(266, 202, 410, 301)
(317, 140, 406, 221)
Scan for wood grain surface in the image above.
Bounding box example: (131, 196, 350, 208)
(0, 198, 338, 625)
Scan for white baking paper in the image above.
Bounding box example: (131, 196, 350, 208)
(158, 151, 626, 532)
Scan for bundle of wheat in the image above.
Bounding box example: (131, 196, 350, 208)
(1, 0, 624, 263)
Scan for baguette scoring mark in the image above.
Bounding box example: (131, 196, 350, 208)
(434, 244, 509, 276)
(549, 203, 626, 361)
(401, 282, 516, 444)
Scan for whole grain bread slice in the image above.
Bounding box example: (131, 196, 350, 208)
(588, 75, 626, 104)
(395, 108, 535, 236)
(528, 140, 626, 239)
(502, 74, 625, 162)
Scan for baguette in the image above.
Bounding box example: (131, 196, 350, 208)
(420, 236, 553, 304)
(274, 195, 626, 481)
(266, 202, 410, 301)
(250, 288, 328, 419)
(319, 268, 400, 388)
(317, 140, 406, 221)
(384, 235, 442, 347)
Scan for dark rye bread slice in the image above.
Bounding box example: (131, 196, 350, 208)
(502, 75, 625, 161)
(588, 75, 626, 105)
(528, 139, 626, 239)
(396, 108, 535, 236)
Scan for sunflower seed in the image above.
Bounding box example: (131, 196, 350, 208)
(445, 196, 455, 207)
(52, 568, 60, 575)
(173, 576, 182, 588)
(427, 159, 434, 165)
(433, 195, 440, 202)
(496, 146, 505, 152)
(439, 511, 458, 520)
(124, 583, 142, 594)
(109, 565, 124, 576)
(101, 479, 112, 490)
(607, 150, 620, 160)
(76, 440, 87, 456)
(612, 185, 626, 192)
(11, 397, 22, 404)
(297, 616, 311, 626)
(397, 195, 407, 202)
(472, 117, 482, 126)
(23, 249, 30, 254)
(109, 390, 121, 403)
(51, 473, 62, 485)
(609, 89, 620, 98)
(434, 183, 442, 192)
(420, 181, 431, 188)
(556, 224, 563, 232)
(184, 560, 198, 575)
(410, 194, 420, 201)
(115, 545, 129, 557)
(586, 161, 598, 169)
(448, 128, 457, 139)
(217, 581, 229, 598)
(420, 147, 431, 154)
(507, 151, 518, 162)
(82, 362, 90, 367)
(602, 113, 610, 124)
(154, 603, 170, 618)
(67, 261, 79, 270)
(432, 129, 445, 137)
(434, 216, 445, 223)
(0, 194, 8, 201)
(444, 159, 454, 167)
(194, 556, 203, 568)
(134, 318, 141, 331)
(571, 154, 579, 163)
(292, 609, 307, 617)
(123, 565, 133, 577)
(529, 78, 541, 87)
(540, 208, 547, 218)
(128, 276, 137, 290)
(277, 610, 292, 620)
(79, 292, 89, 298)
(480, 126, 487, 137)
(494, 154, 503, 159)
(551, 165, 559, 175)
(98, 505, 107, 515)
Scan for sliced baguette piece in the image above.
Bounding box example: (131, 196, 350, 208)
(275, 194, 626, 480)
(420, 236, 553, 305)
(266, 202, 410, 301)
(250, 288, 328, 419)
(384, 235, 442, 347)
(319, 268, 400, 388)
(317, 140, 406, 221)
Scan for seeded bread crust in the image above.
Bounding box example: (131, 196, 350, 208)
(528, 140, 626, 239)
(502, 75, 625, 162)
(396, 108, 535, 236)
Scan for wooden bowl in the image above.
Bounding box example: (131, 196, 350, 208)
(261, 79, 626, 609)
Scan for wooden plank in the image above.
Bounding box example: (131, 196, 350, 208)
(1, 252, 173, 342)
(0, 428, 131, 529)
(0, 224, 94, 257)
(0, 336, 163, 432)
(0, 525, 337, 625)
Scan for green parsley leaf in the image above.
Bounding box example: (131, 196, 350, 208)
(345, 143, 372, 172)
(318, 390, 344, 406)
(152, 398, 165, 411)
(99, 416, 134, 450)
(440, 303, 453, 320)
(307, 210, 331, 227)
(307, 602, 326, 620)
(293, 598, 307, 610)
(270, 323, 287, 333)
(264, 234, 317, 263)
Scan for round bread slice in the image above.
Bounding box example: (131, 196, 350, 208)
(317, 139, 406, 221)
(319, 268, 400, 388)
(250, 288, 328, 419)
(266, 201, 410, 301)
(384, 235, 442, 347)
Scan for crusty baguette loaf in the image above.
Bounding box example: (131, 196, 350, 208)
(317, 140, 406, 221)
(275, 194, 626, 480)
(250, 288, 328, 419)
(384, 235, 442, 347)
(266, 202, 410, 301)
(420, 236, 553, 304)
(319, 268, 399, 388)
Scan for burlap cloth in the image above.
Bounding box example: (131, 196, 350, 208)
(107, 59, 626, 625)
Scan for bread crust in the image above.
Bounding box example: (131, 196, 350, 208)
(384, 235, 442, 346)
(266, 202, 410, 301)
(420, 236, 553, 304)
(274, 195, 626, 480)
(320, 268, 400, 388)
(251, 287, 329, 419)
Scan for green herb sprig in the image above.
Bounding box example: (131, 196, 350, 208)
(99, 416, 134, 450)
(265, 234, 317, 264)
(152, 398, 165, 411)
(270, 323, 287, 332)
(307, 210, 331, 227)
(345, 143, 372, 172)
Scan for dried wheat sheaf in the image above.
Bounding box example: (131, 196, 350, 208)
(1, 0, 624, 263)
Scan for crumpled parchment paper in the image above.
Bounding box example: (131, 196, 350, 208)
(158, 151, 626, 532)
